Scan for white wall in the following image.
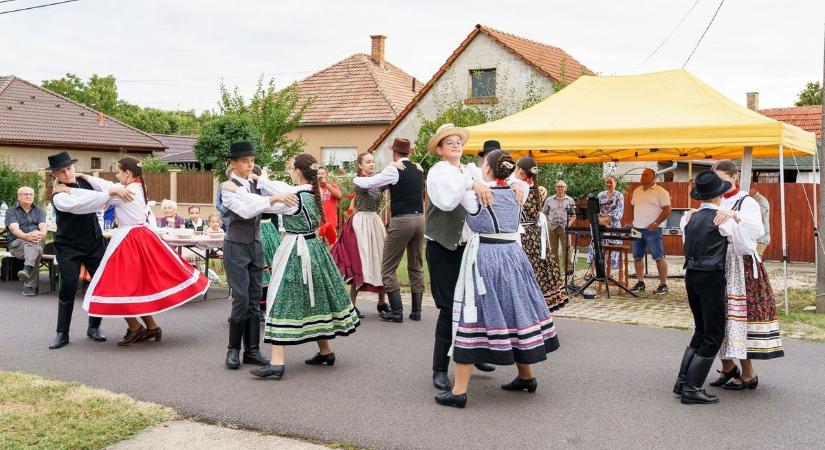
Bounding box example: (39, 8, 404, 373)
(373, 33, 555, 166)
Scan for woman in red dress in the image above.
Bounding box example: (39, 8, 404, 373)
(317, 166, 342, 245)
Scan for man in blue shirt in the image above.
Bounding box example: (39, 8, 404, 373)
(4, 186, 47, 296)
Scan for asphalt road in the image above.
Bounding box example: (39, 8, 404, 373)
(1, 279, 823, 449)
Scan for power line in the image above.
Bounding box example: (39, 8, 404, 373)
(0, 0, 78, 15)
(682, 0, 725, 68)
(632, 0, 701, 72)
(0, 0, 19, 4)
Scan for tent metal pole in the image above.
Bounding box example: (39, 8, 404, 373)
(741, 147, 753, 192)
(688, 161, 693, 205)
(779, 144, 788, 315)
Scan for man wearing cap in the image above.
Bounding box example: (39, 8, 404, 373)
(353, 138, 425, 322)
(220, 141, 298, 369)
(48, 151, 129, 349)
(5, 186, 47, 297)
(673, 170, 736, 405)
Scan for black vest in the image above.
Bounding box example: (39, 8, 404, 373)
(389, 160, 424, 216)
(53, 178, 102, 249)
(683, 208, 728, 271)
(225, 178, 262, 244)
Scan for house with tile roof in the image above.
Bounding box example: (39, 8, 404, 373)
(369, 24, 593, 165)
(750, 104, 822, 183)
(152, 133, 199, 166)
(0, 75, 165, 172)
(285, 35, 421, 170)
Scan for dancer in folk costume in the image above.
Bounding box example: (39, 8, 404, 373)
(243, 154, 359, 380)
(251, 164, 284, 321)
(435, 150, 559, 408)
(219, 142, 300, 370)
(330, 152, 388, 318)
(53, 157, 210, 346)
(709, 160, 783, 391)
(514, 156, 568, 311)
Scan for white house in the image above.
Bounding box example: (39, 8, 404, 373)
(369, 24, 592, 165)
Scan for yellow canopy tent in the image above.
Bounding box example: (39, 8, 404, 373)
(464, 69, 816, 162)
(463, 69, 818, 312)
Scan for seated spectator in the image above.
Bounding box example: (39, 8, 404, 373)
(157, 199, 185, 229)
(206, 214, 224, 236)
(4, 186, 47, 296)
(184, 205, 206, 231)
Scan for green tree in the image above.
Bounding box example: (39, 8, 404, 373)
(0, 159, 44, 206)
(193, 114, 262, 181)
(42, 73, 120, 115)
(537, 163, 608, 200)
(795, 81, 822, 106)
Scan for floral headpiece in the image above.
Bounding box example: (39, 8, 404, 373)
(501, 161, 515, 170)
(309, 162, 320, 171)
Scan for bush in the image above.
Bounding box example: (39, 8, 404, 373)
(193, 114, 262, 182)
(138, 156, 170, 173)
(0, 159, 45, 207)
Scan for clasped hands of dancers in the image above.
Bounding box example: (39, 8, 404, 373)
(44, 127, 781, 409)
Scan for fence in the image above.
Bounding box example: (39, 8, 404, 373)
(620, 182, 818, 263)
(94, 171, 215, 204)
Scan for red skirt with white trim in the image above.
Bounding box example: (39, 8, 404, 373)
(82, 225, 209, 317)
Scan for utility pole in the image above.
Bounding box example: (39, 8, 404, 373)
(817, 23, 825, 314)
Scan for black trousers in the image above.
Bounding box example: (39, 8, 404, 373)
(427, 240, 465, 373)
(55, 241, 105, 333)
(224, 240, 264, 322)
(685, 270, 727, 358)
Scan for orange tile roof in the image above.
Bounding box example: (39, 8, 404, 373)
(295, 54, 421, 125)
(368, 24, 593, 151)
(0, 75, 164, 152)
(759, 105, 822, 139)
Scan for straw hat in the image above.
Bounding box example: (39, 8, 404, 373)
(427, 123, 469, 153)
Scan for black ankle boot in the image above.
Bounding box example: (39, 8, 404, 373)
(305, 352, 336, 366)
(435, 391, 467, 408)
(681, 355, 719, 405)
(226, 320, 243, 369)
(86, 326, 107, 342)
(379, 291, 403, 323)
(433, 371, 452, 391)
(377, 302, 390, 314)
(501, 377, 537, 393)
(409, 292, 423, 321)
(474, 362, 495, 372)
(673, 346, 696, 395)
(242, 317, 269, 366)
(250, 364, 285, 379)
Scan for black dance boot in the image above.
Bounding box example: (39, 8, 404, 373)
(87, 326, 107, 342)
(379, 291, 403, 323)
(673, 347, 696, 395)
(681, 355, 719, 405)
(242, 317, 270, 366)
(225, 320, 243, 369)
(409, 292, 423, 321)
(250, 364, 285, 379)
(433, 371, 452, 391)
(474, 363, 495, 372)
(49, 332, 69, 350)
(435, 391, 467, 408)
(501, 377, 538, 393)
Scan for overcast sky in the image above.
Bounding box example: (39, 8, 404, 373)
(1, 0, 823, 113)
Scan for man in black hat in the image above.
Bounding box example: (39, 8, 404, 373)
(464, 140, 500, 181)
(219, 141, 298, 369)
(48, 151, 129, 349)
(673, 170, 736, 405)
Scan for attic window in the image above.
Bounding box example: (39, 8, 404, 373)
(469, 69, 496, 98)
(91, 157, 101, 170)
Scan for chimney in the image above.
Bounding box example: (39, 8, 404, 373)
(96, 112, 105, 125)
(370, 35, 386, 67)
(411, 77, 416, 92)
(746, 92, 759, 111)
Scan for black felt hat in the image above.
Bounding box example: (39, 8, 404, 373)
(691, 170, 732, 200)
(228, 141, 255, 158)
(46, 151, 78, 171)
(479, 140, 501, 157)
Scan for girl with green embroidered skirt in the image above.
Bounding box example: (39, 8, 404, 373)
(250, 153, 360, 379)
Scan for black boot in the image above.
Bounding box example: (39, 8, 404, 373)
(242, 317, 270, 366)
(673, 347, 696, 395)
(501, 377, 538, 393)
(250, 364, 285, 379)
(379, 291, 403, 323)
(87, 326, 107, 342)
(474, 363, 495, 372)
(433, 371, 452, 391)
(305, 352, 336, 366)
(377, 302, 390, 314)
(409, 292, 423, 321)
(681, 355, 719, 405)
(225, 320, 243, 369)
(49, 332, 69, 349)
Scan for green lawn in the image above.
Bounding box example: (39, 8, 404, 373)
(0, 372, 175, 450)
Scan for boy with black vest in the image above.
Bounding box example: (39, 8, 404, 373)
(220, 142, 298, 369)
(353, 138, 425, 322)
(674, 170, 735, 405)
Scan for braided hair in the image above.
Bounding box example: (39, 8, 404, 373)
(292, 153, 324, 222)
(516, 156, 538, 182)
(485, 150, 516, 181)
(117, 157, 148, 204)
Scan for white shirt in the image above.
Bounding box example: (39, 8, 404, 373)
(353, 158, 410, 189)
(719, 190, 764, 256)
(53, 175, 152, 227)
(631, 184, 671, 228)
(460, 180, 529, 214)
(221, 177, 298, 220)
(679, 202, 759, 256)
